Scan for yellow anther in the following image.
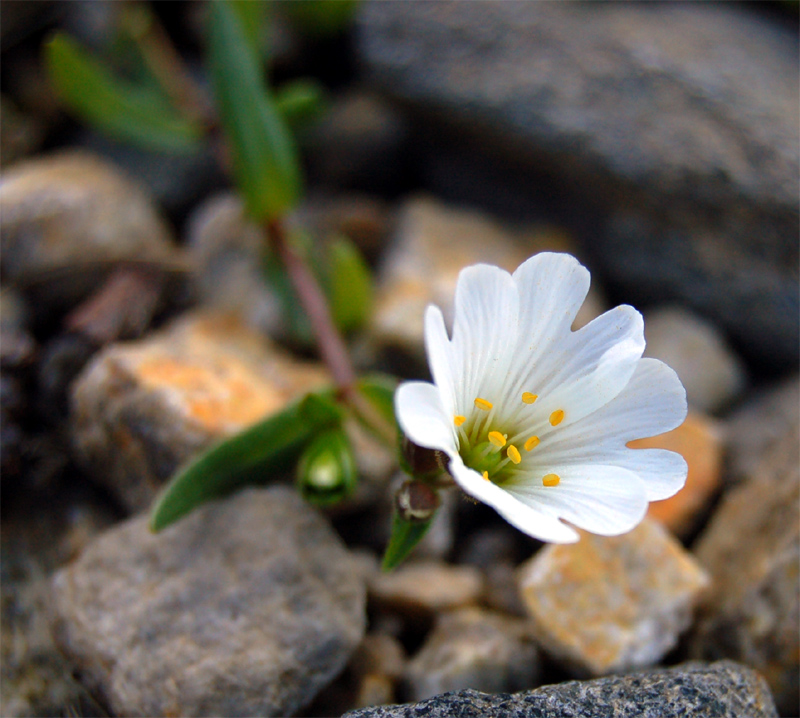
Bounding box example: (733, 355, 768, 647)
(507, 445, 521, 464)
(549, 409, 565, 426)
(522, 392, 539, 404)
(474, 397, 493, 411)
(488, 431, 507, 448)
(524, 435, 540, 452)
(482, 470, 490, 481)
(454, 415, 466, 427)
(542, 473, 561, 487)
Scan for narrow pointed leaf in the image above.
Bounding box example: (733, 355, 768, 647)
(45, 33, 203, 153)
(150, 390, 341, 531)
(381, 511, 435, 572)
(208, 0, 301, 221)
(357, 374, 399, 430)
(275, 79, 327, 130)
(327, 234, 373, 334)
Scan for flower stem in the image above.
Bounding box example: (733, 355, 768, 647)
(265, 219, 397, 447)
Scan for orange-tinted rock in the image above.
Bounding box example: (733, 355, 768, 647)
(71, 311, 328, 512)
(517, 519, 709, 676)
(629, 412, 724, 538)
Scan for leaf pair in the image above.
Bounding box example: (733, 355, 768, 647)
(149, 375, 397, 532)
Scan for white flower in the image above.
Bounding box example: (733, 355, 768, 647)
(395, 253, 688, 543)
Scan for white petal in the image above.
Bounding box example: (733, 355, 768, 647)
(424, 305, 457, 418)
(501, 253, 591, 400)
(536, 358, 688, 500)
(394, 381, 457, 454)
(525, 305, 645, 429)
(447, 453, 580, 543)
(449, 264, 519, 411)
(505, 464, 649, 536)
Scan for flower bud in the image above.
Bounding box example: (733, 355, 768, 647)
(401, 436, 444, 478)
(395, 479, 440, 522)
(297, 428, 356, 506)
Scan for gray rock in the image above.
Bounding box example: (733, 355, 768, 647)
(50, 486, 367, 717)
(690, 426, 799, 715)
(642, 307, 746, 414)
(187, 192, 284, 337)
(357, 2, 799, 373)
(302, 90, 410, 193)
(344, 660, 778, 718)
(517, 519, 710, 676)
(0, 151, 183, 314)
(70, 310, 328, 512)
(404, 607, 539, 701)
(722, 375, 799, 486)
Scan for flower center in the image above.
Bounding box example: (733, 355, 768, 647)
(454, 392, 562, 487)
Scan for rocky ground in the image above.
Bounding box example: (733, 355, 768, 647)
(1, 2, 798, 717)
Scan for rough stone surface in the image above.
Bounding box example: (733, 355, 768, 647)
(187, 192, 284, 337)
(642, 307, 746, 414)
(357, 2, 799, 373)
(0, 151, 182, 312)
(371, 196, 602, 365)
(722, 375, 799, 487)
(632, 412, 724, 539)
(368, 559, 484, 619)
(404, 607, 539, 701)
(50, 487, 367, 718)
(518, 519, 710, 676)
(690, 426, 799, 716)
(344, 661, 778, 718)
(70, 311, 328, 512)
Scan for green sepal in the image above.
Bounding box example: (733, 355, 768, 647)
(208, 0, 302, 221)
(326, 234, 374, 334)
(149, 389, 341, 531)
(44, 33, 203, 153)
(297, 427, 357, 506)
(381, 510, 435, 572)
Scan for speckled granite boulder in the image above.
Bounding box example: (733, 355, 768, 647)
(344, 660, 777, 718)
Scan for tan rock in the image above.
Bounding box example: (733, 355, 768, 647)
(630, 412, 724, 538)
(71, 311, 328, 512)
(518, 519, 710, 676)
(0, 151, 182, 310)
(370, 196, 602, 361)
(404, 607, 539, 701)
(690, 426, 799, 716)
(368, 560, 484, 618)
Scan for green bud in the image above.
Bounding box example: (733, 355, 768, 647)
(297, 428, 357, 506)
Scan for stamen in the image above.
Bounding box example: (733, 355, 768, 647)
(524, 435, 540, 451)
(542, 473, 560, 487)
(474, 397, 493, 411)
(521, 392, 538, 404)
(482, 470, 490, 482)
(488, 431, 507, 448)
(507, 445, 521, 464)
(549, 409, 565, 426)
(454, 415, 466, 427)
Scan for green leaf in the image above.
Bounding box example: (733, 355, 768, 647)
(326, 234, 373, 334)
(297, 427, 357, 506)
(357, 374, 399, 429)
(44, 33, 203, 153)
(229, 0, 268, 62)
(381, 510, 435, 572)
(275, 79, 327, 130)
(150, 390, 341, 531)
(208, 0, 302, 221)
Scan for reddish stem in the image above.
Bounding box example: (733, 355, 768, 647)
(266, 219, 358, 396)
